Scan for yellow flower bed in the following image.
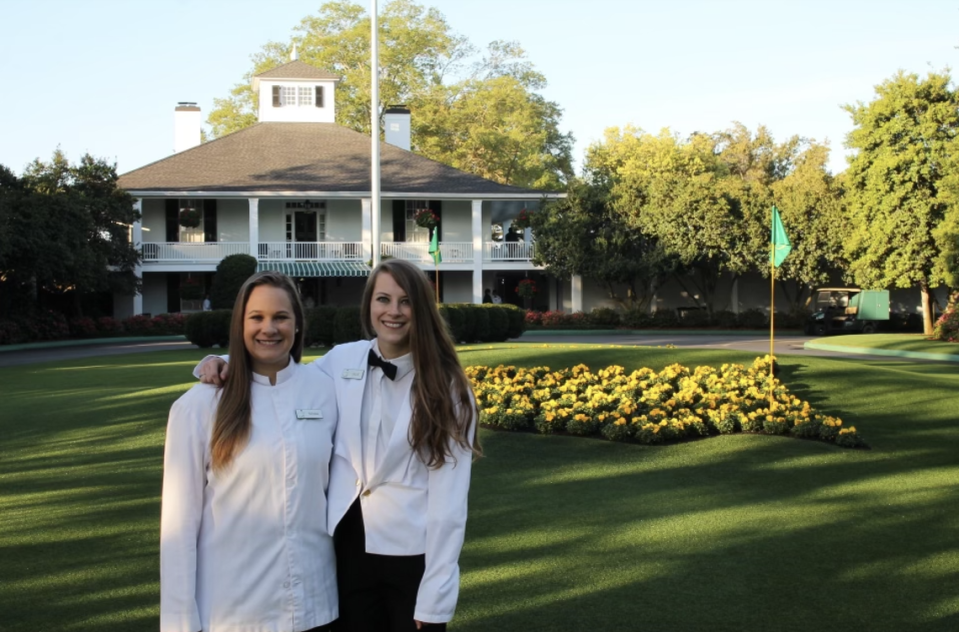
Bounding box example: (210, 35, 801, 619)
(466, 356, 866, 448)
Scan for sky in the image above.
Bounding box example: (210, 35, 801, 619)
(0, 0, 956, 178)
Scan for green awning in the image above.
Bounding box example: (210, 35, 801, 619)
(256, 261, 371, 277)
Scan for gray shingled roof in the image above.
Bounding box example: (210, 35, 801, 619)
(118, 123, 547, 196)
(255, 60, 340, 81)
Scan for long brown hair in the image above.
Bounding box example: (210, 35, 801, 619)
(211, 271, 305, 471)
(360, 259, 481, 467)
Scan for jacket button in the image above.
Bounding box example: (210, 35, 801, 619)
(362, 489, 372, 497)
(355, 479, 361, 487)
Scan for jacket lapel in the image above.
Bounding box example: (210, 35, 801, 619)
(367, 386, 414, 489)
(337, 341, 372, 483)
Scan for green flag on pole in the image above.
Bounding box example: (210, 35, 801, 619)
(771, 206, 791, 268)
(429, 227, 442, 264)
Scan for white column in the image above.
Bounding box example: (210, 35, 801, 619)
(132, 198, 144, 315)
(471, 199, 483, 303)
(248, 198, 260, 259)
(571, 274, 583, 313)
(361, 198, 373, 263)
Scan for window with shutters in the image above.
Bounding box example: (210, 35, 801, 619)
(274, 85, 326, 108)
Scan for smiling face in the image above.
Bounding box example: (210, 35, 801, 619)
(369, 271, 413, 359)
(243, 284, 296, 379)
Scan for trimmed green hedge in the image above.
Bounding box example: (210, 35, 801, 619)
(185, 303, 525, 349)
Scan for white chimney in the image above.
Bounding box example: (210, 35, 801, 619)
(384, 105, 411, 151)
(174, 102, 201, 153)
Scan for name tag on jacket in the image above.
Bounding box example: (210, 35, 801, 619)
(342, 369, 365, 380)
(296, 409, 324, 420)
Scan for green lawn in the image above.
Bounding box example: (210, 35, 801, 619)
(1, 344, 958, 631)
(810, 333, 959, 357)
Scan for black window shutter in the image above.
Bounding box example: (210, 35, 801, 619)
(166, 273, 180, 314)
(315, 86, 324, 108)
(165, 199, 180, 242)
(392, 200, 406, 242)
(272, 85, 281, 107)
(429, 200, 442, 238)
(203, 199, 218, 242)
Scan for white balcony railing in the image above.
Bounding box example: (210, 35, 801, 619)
(484, 241, 535, 261)
(380, 242, 473, 263)
(142, 242, 250, 263)
(257, 242, 364, 260)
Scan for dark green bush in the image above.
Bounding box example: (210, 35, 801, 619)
(739, 308, 768, 329)
(185, 310, 231, 349)
(459, 304, 477, 342)
(651, 309, 679, 328)
(588, 307, 621, 328)
(472, 306, 491, 342)
(441, 304, 465, 342)
(305, 306, 338, 347)
(210, 254, 257, 310)
(484, 306, 510, 342)
(622, 309, 653, 329)
(712, 310, 738, 329)
(333, 306, 363, 345)
(500, 303, 526, 339)
(679, 308, 710, 327)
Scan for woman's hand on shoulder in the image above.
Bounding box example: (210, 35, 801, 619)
(198, 357, 229, 386)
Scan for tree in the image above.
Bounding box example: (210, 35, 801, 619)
(770, 141, 848, 308)
(843, 70, 959, 335)
(0, 151, 139, 317)
(210, 254, 258, 310)
(530, 177, 672, 311)
(207, 0, 572, 188)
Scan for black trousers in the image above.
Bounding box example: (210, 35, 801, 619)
(333, 499, 447, 632)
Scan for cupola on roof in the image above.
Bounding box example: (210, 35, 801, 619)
(255, 60, 341, 81)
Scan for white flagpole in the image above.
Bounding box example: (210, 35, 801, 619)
(370, 0, 381, 269)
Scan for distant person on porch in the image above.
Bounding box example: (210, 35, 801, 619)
(202, 294, 211, 311)
(483, 289, 493, 304)
(491, 291, 502, 305)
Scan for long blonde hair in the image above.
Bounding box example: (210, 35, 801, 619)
(211, 271, 305, 471)
(360, 260, 481, 467)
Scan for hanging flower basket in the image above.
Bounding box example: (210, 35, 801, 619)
(512, 207, 534, 230)
(515, 278, 538, 299)
(179, 207, 201, 228)
(414, 208, 439, 230)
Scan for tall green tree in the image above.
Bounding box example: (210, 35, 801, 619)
(207, 0, 572, 189)
(530, 177, 672, 311)
(0, 151, 139, 317)
(843, 70, 959, 334)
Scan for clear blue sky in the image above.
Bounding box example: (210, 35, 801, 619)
(0, 0, 955, 177)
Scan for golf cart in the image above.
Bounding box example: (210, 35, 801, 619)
(805, 288, 889, 335)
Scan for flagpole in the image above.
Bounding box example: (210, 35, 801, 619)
(370, 0, 381, 269)
(435, 265, 440, 304)
(770, 243, 775, 411)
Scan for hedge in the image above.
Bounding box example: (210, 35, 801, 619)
(0, 312, 188, 346)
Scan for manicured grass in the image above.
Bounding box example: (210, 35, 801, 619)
(1, 344, 958, 631)
(816, 333, 958, 355)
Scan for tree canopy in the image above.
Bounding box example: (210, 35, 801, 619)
(842, 69, 959, 334)
(208, 0, 573, 189)
(0, 151, 139, 317)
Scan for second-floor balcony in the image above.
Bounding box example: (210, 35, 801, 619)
(141, 240, 536, 266)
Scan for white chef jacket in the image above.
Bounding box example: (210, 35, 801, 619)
(160, 359, 338, 632)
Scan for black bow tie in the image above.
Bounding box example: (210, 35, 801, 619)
(368, 350, 398, 381)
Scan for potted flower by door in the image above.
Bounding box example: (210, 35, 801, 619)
(414, 208, 439, 231)
(516, 278, 537, 309)
(179, 207, 201, 228)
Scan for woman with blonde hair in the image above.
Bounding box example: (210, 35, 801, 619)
(195, 260, 480, 631)
(162, 271, 338, 632)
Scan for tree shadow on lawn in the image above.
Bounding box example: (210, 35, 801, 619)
(459, 428, 959, 632)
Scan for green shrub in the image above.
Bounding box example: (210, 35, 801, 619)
(333, 306, 363, 345)
(932, 299, 959, 342)
(472, 306, 491, 342)
(679, 308, 710, 327)
(589, 307, 621, 328)
(185, 310, 231, 349)
(483, 305, 510, 342)
(739, 308, 768, 329)
(210, 254, 257, 310)
(442, 304, 465, 342)
(712, 310, 738, 329)
(622, 309, 653, 329)
(305, 306, 337, 347)
(651, 309, 679, 328)
(459, 305, 477, 342)
(500, 303, 526, 339)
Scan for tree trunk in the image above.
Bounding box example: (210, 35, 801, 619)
(920, 280, 935, 335)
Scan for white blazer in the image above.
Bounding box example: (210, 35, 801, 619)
(313, 340, 474, 624)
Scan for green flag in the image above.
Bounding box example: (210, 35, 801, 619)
(771, 206, 791, 268)
(429, 227, 442, 264)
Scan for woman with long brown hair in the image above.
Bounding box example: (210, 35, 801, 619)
(161, 271, 339, 632)
(321, 259, 481, 632)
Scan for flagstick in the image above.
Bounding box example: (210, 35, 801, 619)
(769, 240, 776, 411)
(435, 265, 439, 304)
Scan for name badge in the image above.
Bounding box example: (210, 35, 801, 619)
(342, 368, 365, 380)
(296, 409, 323, 420)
